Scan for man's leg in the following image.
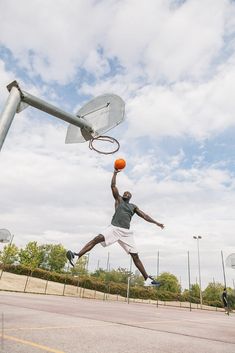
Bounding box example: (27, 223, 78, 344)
(67, 234, 105, 266)
(130, 253, 148, 280)
(130, 252, 161, 287)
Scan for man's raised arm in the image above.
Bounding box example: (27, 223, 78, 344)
(135, 207, 164, 229)
(111, 170, 121, 201)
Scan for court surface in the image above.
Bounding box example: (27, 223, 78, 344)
(0, 291, 234, 353)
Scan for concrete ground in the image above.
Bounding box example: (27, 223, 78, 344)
(0, 291, 234, 353)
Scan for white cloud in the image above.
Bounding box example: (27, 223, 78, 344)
(124, 56, 235, 140)
(0, 0, 233, 83)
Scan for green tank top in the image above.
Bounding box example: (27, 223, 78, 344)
(111, 199, 137, 229)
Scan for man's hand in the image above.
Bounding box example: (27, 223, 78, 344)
(114, 168, 121, 173)
(157, 223, 164, 229)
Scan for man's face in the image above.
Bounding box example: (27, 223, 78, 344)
(122, 191, 132, 201)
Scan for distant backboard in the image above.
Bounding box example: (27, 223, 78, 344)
(225, 254, 235, 269)
(65, 94, 125, 144)
(0, 229, 12, 243)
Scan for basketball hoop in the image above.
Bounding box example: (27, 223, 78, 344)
(66, 93, 125, 155)
(0, 229, 12, 243)
(88, 135, 120, 155)
(226, 254, 235, 269)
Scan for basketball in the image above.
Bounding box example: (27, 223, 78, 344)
(114, 158, 126, 170)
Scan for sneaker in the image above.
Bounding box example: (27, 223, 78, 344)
(66, 250, 75, 267)
(144, 276, 161, 287)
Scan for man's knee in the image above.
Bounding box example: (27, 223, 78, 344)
(130, 252, 139, 260)
(93, 234, 105, 243)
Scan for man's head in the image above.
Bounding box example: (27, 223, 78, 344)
(122, 191, 132, 202)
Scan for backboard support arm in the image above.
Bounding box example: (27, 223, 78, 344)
(0, 80, 94, 152)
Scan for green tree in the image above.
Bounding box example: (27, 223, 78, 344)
(157, 272, 181, 293)
(71, 255, 89, 276)
(106, 268, 131, 283)
(91, 268, 106, 280)
(48, 244, 67, 272)
(91, 267, 133, 284)
(0, 244, 19, 265)
(188, 283, 200, 303)
(203, 282, 223, 302)
(203, 283, 235, 309)
(19, 241, 43, 269)
(38, 244, 67, 272)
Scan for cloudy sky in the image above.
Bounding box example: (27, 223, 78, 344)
(0, 0, 235, 290)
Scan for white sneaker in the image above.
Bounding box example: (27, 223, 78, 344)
(144, 276, 161, 287)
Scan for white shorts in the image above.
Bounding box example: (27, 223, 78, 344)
(100, 225, 138, 254)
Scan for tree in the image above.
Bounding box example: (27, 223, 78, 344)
(156, 272, 181, 293)
(91, 267, 132, 284)
(19, 241, 43, 269)
(106, 268, 131, 283)
(203, 282, 235, 309)
(71, 255, 89, 276)
(38, 244, 67, 272)
(0, 244, 19, 265)
(203, 282, 224, 303)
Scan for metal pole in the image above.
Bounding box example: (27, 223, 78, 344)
(127, 277, 131, 304)
(21, 90, 93, 132)
(127, 257, 133, 304)
(86, 253, 90, 273)
(0, 87, 21, 151)
(0, 234, 14, 280)
(10, 234, 14, 246)
(187, 251, 192, 311)
(1, 313, 4, 351)
(129, 257, 133, 274)
(197, 238, 203, 308)
(157, 250, 160, 277)
(221, 250, 227, 288)
(103, 252, 110, 301)
(193, 236, 203, 309)
(156, 250, 160, 308)
(62, 263, 70, 296)
(106, 252, 110, 272)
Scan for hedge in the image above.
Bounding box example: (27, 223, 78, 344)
(0, 264, 183, 300)
(1, 264, 232, 308)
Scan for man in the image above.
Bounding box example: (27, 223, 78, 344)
(67, 169, 165, 286)
(222, 288, 229, 315)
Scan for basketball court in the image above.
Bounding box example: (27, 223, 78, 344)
(0, 291, 234, 353)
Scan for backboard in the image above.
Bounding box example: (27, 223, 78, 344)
(225, 254, 235, 269)
(0, 229, 12, 243)
(65, 94, 125, 143)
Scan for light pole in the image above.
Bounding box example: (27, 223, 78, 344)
(193, 236, 203, 308)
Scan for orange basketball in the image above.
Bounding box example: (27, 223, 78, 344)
(114, 158, 126, 170)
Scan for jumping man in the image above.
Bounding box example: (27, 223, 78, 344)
(66, 169, 165, 286)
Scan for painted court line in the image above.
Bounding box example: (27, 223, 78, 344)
(0, 334, 65, 353)
(5, 322, 115, 332)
